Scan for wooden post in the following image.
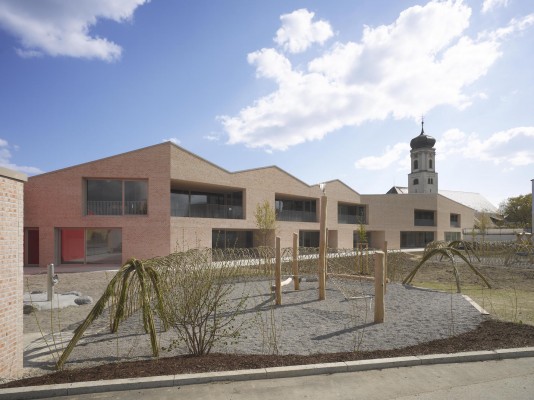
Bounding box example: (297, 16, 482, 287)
(318, 195, 327, 300)
(293, 232, 299, 290)
(382, 241, 388, 294)
(275, 236, 282, 305)
(374, 251, 385, 323)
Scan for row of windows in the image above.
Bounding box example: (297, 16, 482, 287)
(413, 178, 434, 185)
(413, 159, 433, 170)
(84, 180, 458, 229)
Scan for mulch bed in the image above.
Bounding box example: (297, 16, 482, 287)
(3, 319, 534, 389)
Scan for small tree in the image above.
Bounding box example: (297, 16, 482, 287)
(160, 249, 248, 356)
(254, 200, 277, 246)
(499, 193, 532, 228)
(358, 223, 367, 244)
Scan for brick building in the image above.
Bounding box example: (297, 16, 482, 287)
(0, 167, 26, 379)
(23, 140, 473, 267)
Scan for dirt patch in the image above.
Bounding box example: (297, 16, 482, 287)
(4, 319, 534, 389)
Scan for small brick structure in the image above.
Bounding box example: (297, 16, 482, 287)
(0, 167, 27, 379)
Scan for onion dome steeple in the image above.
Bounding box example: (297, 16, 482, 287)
(410, 119, 436, 149)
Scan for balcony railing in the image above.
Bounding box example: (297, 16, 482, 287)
(450, 221, 460, 228)
(414, 219, 435, 226)
(276, 210, 317, 222)
(87, 200, 147, 216)
(338, 214, 366, 224)
(171, 203, 243, 219)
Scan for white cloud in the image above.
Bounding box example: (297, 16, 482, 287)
(203, 133, 220, 142)
(274, 9, 333, 53)
(482, 0, 509, 14)
(221, 1, 534, 151)
(355, 126, 534, 172)
(163, 137, 180, 145)
(0, 0, 149, 61)
(355, 143, 410, 170)
(437, 126, 534, 167)
(0, 139, 43, 175)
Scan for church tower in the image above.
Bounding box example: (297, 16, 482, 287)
(408, 120, 438, 194)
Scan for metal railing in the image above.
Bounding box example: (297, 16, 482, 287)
(276, 210, 317, 222)
(338, 214, 366, 224)
(171, 203, 243, 219)
(87, 200, 147, 215)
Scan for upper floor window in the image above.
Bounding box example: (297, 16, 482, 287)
(413, 178, 419, 185)
(414, 210, 435, 226)
(275, 197, 317, 222)
(338, 203, 367, 224)
(171, 189, 243, 219)
(86, 179, 147, 216)
(428, 178, 433, 184)
(450, 213, 460, 227)
(414, 160, 418, 170)
(429, 159, 433, 169)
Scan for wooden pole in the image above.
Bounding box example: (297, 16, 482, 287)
(293, 232, 299, 290)
(275, 236, 282, 305)
(382, 241, 388, 294)
(318, 195, 327, 300)
(374, 251, 385, 323)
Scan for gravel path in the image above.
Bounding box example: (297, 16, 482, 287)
(23, 278, 488, 374)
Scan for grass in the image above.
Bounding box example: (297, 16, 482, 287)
(411, 280, 534, 326)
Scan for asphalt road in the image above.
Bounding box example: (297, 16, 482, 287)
(45, 357, 534, 400)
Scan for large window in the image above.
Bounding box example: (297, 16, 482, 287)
(401, 232, 434, 248)
(212, 230, 253, 249)
(86, 179, 147, 216)
(60, 228, 122, 264)
(445, 232, 461, 241)
(171, 189, 243, 219)
(450, 213, 460, 227)
(299, 231, 320, 247)
(338, 203, 366, 224)
(414, 210, 435, 226)
(275, 198, 317, 222)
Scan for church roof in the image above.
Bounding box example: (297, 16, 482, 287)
(438, 190, 498, 213)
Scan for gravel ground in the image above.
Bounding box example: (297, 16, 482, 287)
(24, 277, 487, 375)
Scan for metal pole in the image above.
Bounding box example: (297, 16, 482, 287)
(319, 195, 327, 300)
(47, 263, 55, 302)
(275, 237, 282, 305)
(292, 233, 299, 291)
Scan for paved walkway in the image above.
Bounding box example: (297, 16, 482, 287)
(28, 357, 534, 400)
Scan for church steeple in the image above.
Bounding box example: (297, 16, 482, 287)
(408, 119, 438, 194)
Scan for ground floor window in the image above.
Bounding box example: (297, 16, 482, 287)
(400, 231, 434, 248)
(212, 230, 253, 249)
(59, 228, 122, 264)
(444, 232, 461, 242)
(353, 231, 371, 248)
(299, 231, 320, 247)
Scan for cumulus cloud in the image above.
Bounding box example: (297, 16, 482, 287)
(356, 126, 534, 171)
(163, 137, 180, 145)
(0, 139, 43, 175)
(0, 0, 149, 61)
(355, 143, 410, 170)
(203, 133, 221, 142)
(274, 9, 333, 53)
(220, 2, 534, 151)
(437, 126, 534, 167)
(482, 0, 509, 14)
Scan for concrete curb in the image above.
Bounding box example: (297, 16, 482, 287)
(1, 347, 533, 400)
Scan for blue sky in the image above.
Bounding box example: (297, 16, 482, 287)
(0, 0, 533, 206)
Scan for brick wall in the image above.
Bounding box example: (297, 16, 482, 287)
(0, 167, 27, 379)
